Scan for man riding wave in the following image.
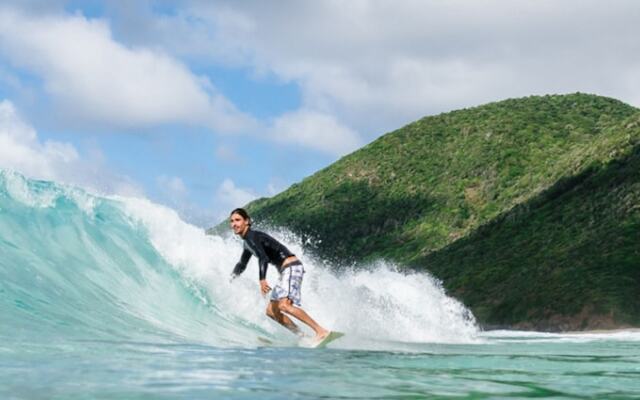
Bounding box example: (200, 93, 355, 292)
(229, 208, 330, 344)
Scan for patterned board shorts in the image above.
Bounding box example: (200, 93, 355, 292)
(270, 262, 305, 306)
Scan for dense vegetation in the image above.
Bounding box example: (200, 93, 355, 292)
(214, 93, 640, 330)
(420, 133, 640, 330)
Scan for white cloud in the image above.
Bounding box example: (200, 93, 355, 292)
(155, 174, 218, 226)
(5, 1, 640, 160)
(157, 175, 188, 202)
(0, 99, 143, 196)
(215, 178, 257, 210)
(0, 99, 77, 179)
(0, 7, 255, 132)
(184, 0, 640, 135)
(270, 109, 362, 155)
(266, 178, 286, 196)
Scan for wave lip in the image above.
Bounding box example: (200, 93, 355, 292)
(0, 170, 240, 346)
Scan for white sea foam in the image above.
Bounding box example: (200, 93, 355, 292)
(0, 168, 98, 215)
(1, 169, 58, 207)
(483, 329, 640, 343)
(117, 195, 481, 347)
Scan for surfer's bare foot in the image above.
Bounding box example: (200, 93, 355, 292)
(313, 329, 330, 343)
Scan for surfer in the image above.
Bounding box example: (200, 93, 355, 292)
(229, 208, 330, 344)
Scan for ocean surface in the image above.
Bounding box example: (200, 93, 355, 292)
(1, 170, 639, 399)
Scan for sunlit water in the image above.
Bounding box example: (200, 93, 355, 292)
(1, 170, 639, 399)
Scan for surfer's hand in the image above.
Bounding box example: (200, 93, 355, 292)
(229, 273, 238, 283)
(259, 280, 271, 296)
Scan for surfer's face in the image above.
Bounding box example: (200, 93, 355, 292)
(230, 213, 249, 236)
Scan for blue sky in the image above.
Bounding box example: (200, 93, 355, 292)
(1, 0, 639, 226)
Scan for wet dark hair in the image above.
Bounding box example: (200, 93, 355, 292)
(230, 208, 252, 225)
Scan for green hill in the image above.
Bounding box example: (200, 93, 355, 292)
(221, 93, 640, 330)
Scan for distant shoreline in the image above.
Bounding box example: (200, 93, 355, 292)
(565, 328, 640, 334)
(481, 325, 640, 334)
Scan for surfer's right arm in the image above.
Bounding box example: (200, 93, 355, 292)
(231, 248, 252, 280)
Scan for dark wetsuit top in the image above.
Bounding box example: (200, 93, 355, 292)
(232, 229, 295, 280)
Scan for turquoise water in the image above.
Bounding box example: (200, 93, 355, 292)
(1, 170, 639, 399)
(4, 335, 640, 399)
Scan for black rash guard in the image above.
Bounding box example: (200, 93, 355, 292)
(232, 229, 295, 280)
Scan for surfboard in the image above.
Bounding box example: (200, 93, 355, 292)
(311, 331, 345, 349)
(257, 336, 274, 345)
